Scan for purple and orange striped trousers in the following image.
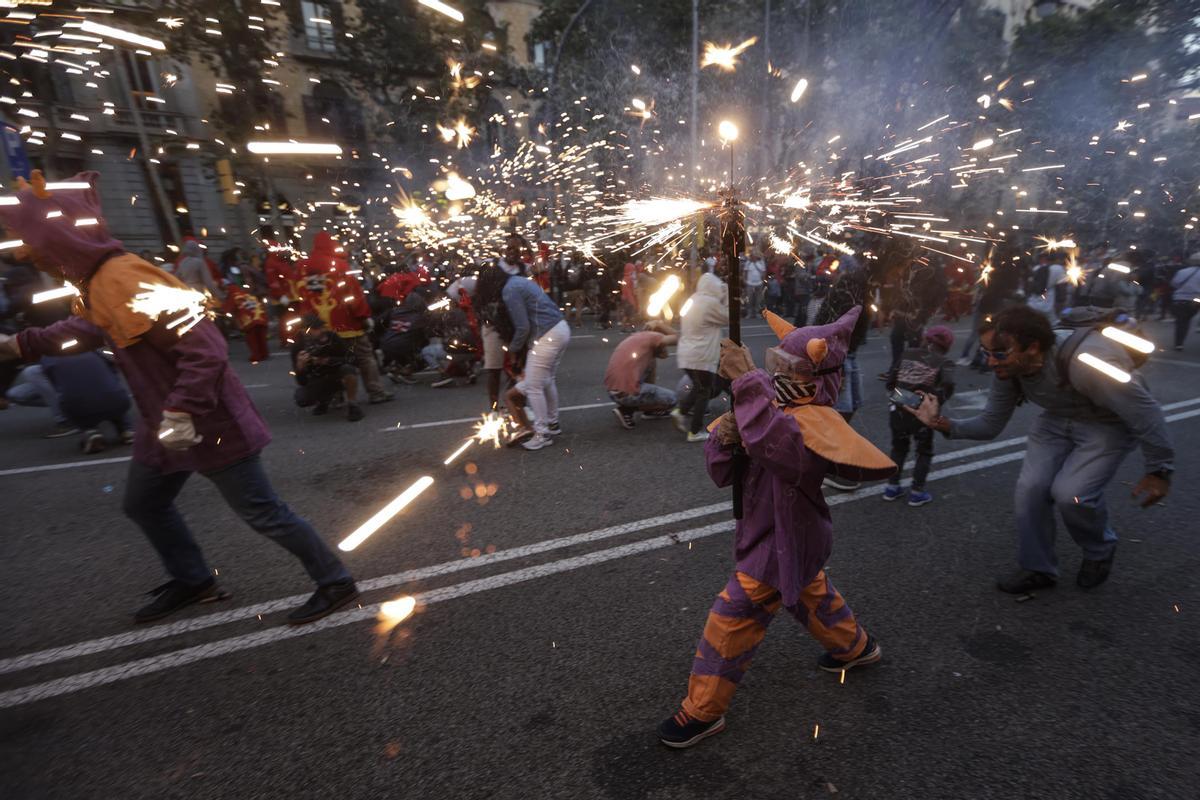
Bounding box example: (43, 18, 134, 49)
(682, 569, 868, 722)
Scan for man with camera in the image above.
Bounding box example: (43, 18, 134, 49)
(907, 305, 1172, 593)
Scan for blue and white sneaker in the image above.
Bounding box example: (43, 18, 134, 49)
(907, 490, 933, 507)
(882, 484, 905, 502)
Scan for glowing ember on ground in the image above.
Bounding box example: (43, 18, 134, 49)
(379, 596, 417, 625)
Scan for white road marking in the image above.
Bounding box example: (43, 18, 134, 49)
(0, 456, 132, 477)
(6, 405, 1197, 708)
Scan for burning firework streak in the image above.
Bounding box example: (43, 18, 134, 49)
(128, 282, 209, 335)
(701, 37, 758, 71)
(338, 476, 436, 552)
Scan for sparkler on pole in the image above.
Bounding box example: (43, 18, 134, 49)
(719, 120, 746, 521)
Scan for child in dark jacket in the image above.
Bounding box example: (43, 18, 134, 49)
(883, 325, 955, 506)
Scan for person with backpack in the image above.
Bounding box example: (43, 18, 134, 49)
(906, 305, 1172, 594)
(1169, 253, 1200, 351)
(881, 326, 955, 507)
(1027, 252, 1067, 319)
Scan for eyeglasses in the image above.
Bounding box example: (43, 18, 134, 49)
(980, 346, 1013, 362)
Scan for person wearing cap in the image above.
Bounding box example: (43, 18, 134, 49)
(657, 307, 896, 749)
(0, 171, 358, 626)
(881, 325, 956, 506)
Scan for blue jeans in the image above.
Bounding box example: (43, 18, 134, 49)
(122, 453, 351, 588)
(1013, 414, 1134, 576)
(833, 352, 862, 414)
(5, 365, 65, 425)
(609, 383, 677, 411)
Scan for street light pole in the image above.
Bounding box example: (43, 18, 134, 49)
(689, 0, 700, 285)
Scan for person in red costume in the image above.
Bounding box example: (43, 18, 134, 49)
(261, 233, 299, 348)
(292, 231, 393, 404)
(223, 283, 270, 364)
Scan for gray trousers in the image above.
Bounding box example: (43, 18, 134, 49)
(1014, 414, 1134, 576)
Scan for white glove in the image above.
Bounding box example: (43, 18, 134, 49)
(158, 410, 203, 450)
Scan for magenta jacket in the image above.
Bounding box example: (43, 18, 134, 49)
(705, 370, 834, 607)
(19, 317, 270, 473)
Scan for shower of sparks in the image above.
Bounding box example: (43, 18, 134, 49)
(701, 37, 758, 71)
(438, 118, 475, 149)
(769, 233, 793, 255)
(444, 172, 476, 201)
(338, 476, 435, 551)
(1065, 254, 1084, 287)
(646, 274, 682, 319)
(129, 282, 209, 334)
(473, 412, 507, 448)
(1077, 352, 1131, 383)
(1036, 236, 1076, 251)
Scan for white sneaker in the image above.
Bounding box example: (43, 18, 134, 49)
(669, 408, 689, 434)
(521, 433, 553, 451)
(686, 431, 710, 443)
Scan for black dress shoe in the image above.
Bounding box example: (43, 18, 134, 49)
(134, 578, 230, 624)
(996, 569, 1057, 594)
(287, 580, 360, 625)
(1077, 548, 1115, 589)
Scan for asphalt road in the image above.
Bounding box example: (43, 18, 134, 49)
(1, 314, 1198, 800)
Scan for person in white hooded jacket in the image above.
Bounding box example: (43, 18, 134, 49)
(672, 272, 730, 441)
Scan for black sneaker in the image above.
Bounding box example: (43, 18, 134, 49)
(1077, 548, 1115, 589)
(818, 636, 882, 673)
(346, 403, 364, 422)
(996, 569, 1057, 594)
(44, 423, 81, 439)
(822, 474, 861, 492)
(80, 429, 106, 454)
(612, 407, 635, 429)
(313, 401, 330, 416)
(547, 421, 562, 436)
(657, 710, 726, 749)
(288, 579, 360, 625)
(134, 578, 230, 624)
(431, 377, 455, 389)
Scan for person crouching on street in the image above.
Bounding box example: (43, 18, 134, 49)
(658, 307, 896, 749)
(604, 320, 679, 430)
(0, 172, 358, 625)
(881, 325, 955, 506)
(292, 314, 364, 422)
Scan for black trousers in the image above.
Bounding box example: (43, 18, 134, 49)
(680, 369, 725, 434)
(888, 407, 935, 490)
